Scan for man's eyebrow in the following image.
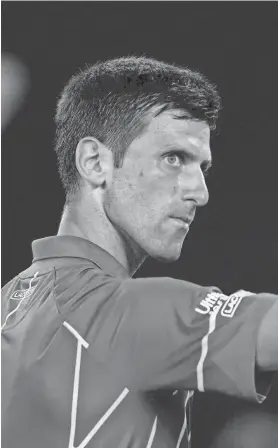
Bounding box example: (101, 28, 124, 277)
(163, 145, 196, 159)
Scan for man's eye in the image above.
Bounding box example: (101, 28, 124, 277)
(164, 154, 183, 167)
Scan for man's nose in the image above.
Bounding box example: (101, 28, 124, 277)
(180, 166, 209, 207)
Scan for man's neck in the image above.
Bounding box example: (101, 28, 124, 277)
(57, 203, 146, 276)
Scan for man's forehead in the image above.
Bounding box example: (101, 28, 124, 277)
(146, 109, 211, 152)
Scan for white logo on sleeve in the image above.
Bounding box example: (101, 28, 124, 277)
(195, 290, 253, 317)
(195, 292, 229, 315)
(221, 290, 253, 317)
(1, 272, 39, 331)
(10, 287, 37, 301)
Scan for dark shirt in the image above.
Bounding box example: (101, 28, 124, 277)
(1, 236, 276, 448)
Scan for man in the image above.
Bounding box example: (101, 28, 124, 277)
(2, 56, 277, 448)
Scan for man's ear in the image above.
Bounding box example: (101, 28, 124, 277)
(75, 137, 113, 187)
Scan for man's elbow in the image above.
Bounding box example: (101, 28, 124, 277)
(256, 300, 278, 371)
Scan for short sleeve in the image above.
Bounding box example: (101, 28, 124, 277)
(67, 274, 277, 402)
(194, 290, 276, 402)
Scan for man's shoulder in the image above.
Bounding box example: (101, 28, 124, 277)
(121, 276, 211, 302)
(1, 262, 117, 305)
(2, 265, 213, 303)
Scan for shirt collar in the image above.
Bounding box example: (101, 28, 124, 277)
(32, 235, 130, 279)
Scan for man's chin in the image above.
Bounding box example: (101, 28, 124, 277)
(157, 253, 181, 263)
(150, 246, 182, 263)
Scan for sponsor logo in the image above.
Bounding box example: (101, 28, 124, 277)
(1, 272, 39, 332)
(195, 289, 254, 317)
(9, 272, 39, 302)
(10, 286, 37, 301)
(195, 292, 229, 315)
(221, 290, 253, 318)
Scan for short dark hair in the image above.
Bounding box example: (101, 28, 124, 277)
(54, 56, 221, 198)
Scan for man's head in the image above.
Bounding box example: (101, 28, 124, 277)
(55, 56, 221, 262)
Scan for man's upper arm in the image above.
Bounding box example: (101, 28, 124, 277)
(256, 297, 278, 371)
(65, 272, 277, 401)
(100, 278, 277, 401)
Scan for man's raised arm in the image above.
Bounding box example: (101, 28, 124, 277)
(256, 298, 278, 371)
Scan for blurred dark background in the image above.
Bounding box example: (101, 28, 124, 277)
(2, 1, 278, 447)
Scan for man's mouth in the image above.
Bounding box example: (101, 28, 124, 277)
(170, 217, 190, 230)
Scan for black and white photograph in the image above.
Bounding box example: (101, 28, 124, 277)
(1, 1, 278, 448)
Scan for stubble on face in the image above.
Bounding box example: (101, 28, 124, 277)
(104, 109, 211, 263)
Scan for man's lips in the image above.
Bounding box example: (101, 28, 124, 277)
(170, 216, 192, 229)
(170, 215, 194, 226)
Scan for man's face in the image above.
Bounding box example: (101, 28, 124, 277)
(103, 110, 211, 262)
